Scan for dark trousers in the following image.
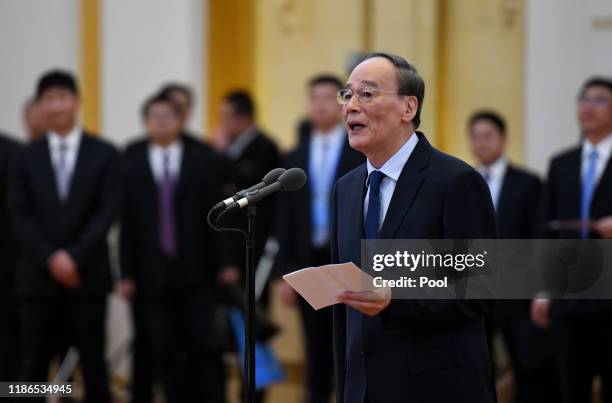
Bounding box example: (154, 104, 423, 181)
(142, 289, 225, 403)
(497, 304, 559, 403)
(554, 317, 612, 403)
(0, 296, 20, 381)
(19, 295, 109, 403)
(130, 297, 153, 403)
(297, 246, 334, 403)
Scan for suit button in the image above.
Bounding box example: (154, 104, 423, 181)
(359, 351, 366, 358)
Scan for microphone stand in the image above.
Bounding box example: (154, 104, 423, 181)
(244, 205, 256, 403)
(209, 204, 257, 403)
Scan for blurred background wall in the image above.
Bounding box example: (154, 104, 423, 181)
(2, 0, 612, 169)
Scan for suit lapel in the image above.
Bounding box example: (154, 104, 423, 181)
(346, 166, 367, 259)
(65, 133, 90, 205)
(592, 152, 612, 207)
(378, 132, 431, 239)
(334, 135, 353, 181)
(496, 165, 514, 222)
(37, 137, 61, 205)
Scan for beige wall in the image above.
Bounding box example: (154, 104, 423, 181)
(255, 0, 367, 150)
(254, 0, 525, 164)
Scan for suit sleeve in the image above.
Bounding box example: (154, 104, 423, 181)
(66, 146, 121, 268)
(118, 155, 136, 280)
(331, 183, 347, 403)
(7, 148, 56, 268)
(381, 170, 496, 329)
(525, 175, 544, 238)
(538, 159, 559, 238)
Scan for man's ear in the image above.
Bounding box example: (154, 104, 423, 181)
(401, 96, 418, 124)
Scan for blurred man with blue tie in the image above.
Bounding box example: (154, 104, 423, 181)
(331, 52, 497, 403)
(468, 110, 559, 403)
(119, 93, 226, 403)
(277, 74, 364, 403)
(532, 77, 612, 403)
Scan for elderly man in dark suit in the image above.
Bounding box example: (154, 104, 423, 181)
(331, 52, 497, 403)
(8, 70, 119, 403)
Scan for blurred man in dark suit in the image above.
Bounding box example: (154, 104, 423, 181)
(532, 77, 612, 403)
(468, 110, 558, 402)
(332, 52, 497, 403)
(0, 133, 21, 382)
(8, 70, 119, 402)
(213, 90, 280, 296)
(159, 83, 201, 145)
(119, 93, 226, 403)
(124, 83, 203, 403)
(212, 90, 280, 403)
(277, 74, 364, 403)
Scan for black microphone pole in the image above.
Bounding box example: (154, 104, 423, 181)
(245, 204, 256, 403)
(209, 167, 307, 403)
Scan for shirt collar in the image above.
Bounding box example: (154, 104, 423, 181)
(366, 132, 419, 183)
(149, 139, 183, 156)
(582, 133, 612, 161)
(478, 155, 507, 179)
(48, 126, 82, 149)
(312, 123, 345, 141)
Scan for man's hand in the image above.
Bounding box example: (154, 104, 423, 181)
(218, 265, 241, 285)
(337, 289, 391, 316)
(594, 215, 612, 239)
(531, 298, 551, 328)
(278, 281, 297, 306)
(119, 278, 136, 300)
(48, 250, 80, 289)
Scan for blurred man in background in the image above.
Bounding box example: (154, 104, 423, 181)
(276, 74, 364, 403)
(0, 132, 21, 383)
(532, 77, 612, 403)
(468, 110, 558, 403)
(23, 97, 47, 141)
(120, 93, 226, 403)
(8, 70, 119, 402)
(159, 83, 201, 145)
(212, 90, 280, 403)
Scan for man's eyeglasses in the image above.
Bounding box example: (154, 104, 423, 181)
(578, 96, 610, 108)
(336, 86, 402, 106)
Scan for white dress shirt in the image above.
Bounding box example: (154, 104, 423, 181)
(477, 155, 508, 211)
(148, 140, 183, 183)
(48, 126, 82, 200)
(582, 133, 612, 186)
(364, 133, 419, 227)
(227, 126, 258, 161)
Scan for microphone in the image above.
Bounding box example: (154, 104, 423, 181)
(225, 168, 307, 212)
(211, 167, 286, 213)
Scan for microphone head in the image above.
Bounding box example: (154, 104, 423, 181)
(278, 167, 307, 191)
(262, 167, 286, 185)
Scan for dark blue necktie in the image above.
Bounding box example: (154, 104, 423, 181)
(365, 170, 384, 239)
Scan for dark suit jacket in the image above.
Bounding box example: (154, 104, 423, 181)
(120, 137, 224, 295)
(541, 145, 612, 318)
(222, 129, 280, 267)
(276, 132, 365, 272)
(0, 134, 21, 296)
(496, 165, 542, 238)
(8, 132, 119, 297)
(332, 132, 497, 403)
